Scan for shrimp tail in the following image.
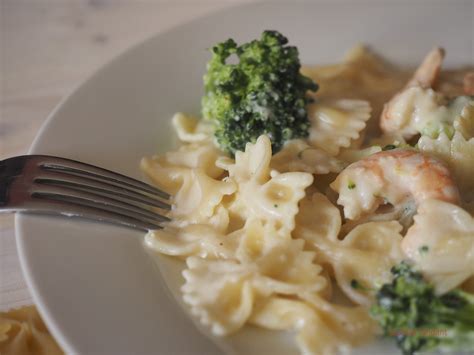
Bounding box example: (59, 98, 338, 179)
(406, 47, 445, 89)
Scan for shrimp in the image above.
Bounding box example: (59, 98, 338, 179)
(380, 48, 447, 139)
(464, 72, 474, 95)
(330, 149, 460, 222)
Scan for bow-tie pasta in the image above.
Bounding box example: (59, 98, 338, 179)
(270, 140, 345, 175)
(249, 297, 349, 355)
(142, 144, 235, 226)
(319, 221, 404, 306)
(307, 99, 371, 156)
(181, 218, 327, 335)
(0, 306, 63, 355)
(172, 112, 214, 143)
(218, 135, 313, 232)
(140, 141, 225, 193)
(402, 199, 474, 294)
(145, 215, 235, 259)
(294, 192, 341, 243)
(294, 193, 404, 305)
(250, 296, 377, 355)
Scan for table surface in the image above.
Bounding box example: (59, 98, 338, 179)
(0, 0, 252, 311)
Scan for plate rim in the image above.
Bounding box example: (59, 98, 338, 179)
(13, 1, 473, 353)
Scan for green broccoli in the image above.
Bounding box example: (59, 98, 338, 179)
(202, 30, 318, 155)
(370, 261, 474, 355)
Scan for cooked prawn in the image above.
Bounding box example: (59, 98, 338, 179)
(330, 149, 460, 221)
(464, 72, 474, 95)
(380, 48, 446, 139)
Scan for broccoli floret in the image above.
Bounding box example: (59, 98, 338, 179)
(202, 30, 318, 155)
(370, 261, 474, 355)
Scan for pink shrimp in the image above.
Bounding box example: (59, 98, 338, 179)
(380, 48, 446, 139)
(330, 149, 460, 221)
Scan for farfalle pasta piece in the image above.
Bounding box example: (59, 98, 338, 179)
(145, 215, 237, 259)
(250, 295, 377, 355)
(0, 306, 63, 355)
(303, 294, 377, 349)
(141, 141, 234, 226)
(402, 199, 474, 294)
(219, 136, 313, 232)
(249, 297, 347, 355)
(294, 192, 341, 243)
(302, 217, 403, 306)
(141, 156, 190, 194)
(143, 141, 224, 180)
(453, 100, 474, 139)
(324, 221, 404, 306)
(236, 218, 334, 300)
(165, 143, 224, 179)
(172, 112, 214, 143)
(294, 194, 404, 305)
(182, 257, 255, 335)
(181, 220, 327, 336)
(302, 45, 409, 138)
(140, 140, 225, 196)
(172, 169, 236, 224)
(182, 253, 326, 335)
(307, 99, 371, 156)
(270, 140, 345, 174)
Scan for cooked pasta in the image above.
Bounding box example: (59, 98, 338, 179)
(142, 45, 474, 355)
(0, 306, 62, 355)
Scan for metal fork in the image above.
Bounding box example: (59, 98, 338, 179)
(0, 155, 171, 231)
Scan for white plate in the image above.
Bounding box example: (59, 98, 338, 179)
(16, 2, 473, 354)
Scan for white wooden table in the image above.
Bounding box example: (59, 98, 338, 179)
(0, 0, 252, 311)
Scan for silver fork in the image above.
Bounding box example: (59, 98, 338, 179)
(0, 155, 171, 231)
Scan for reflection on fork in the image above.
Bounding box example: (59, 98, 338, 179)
(0, 155, 171, 231)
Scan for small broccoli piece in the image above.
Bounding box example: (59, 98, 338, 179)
(382, 144, 397, 151)
(370, 261, 474, 355)
(202, 30, 318, 155)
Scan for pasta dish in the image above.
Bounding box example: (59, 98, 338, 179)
(140, 31, 474, 355)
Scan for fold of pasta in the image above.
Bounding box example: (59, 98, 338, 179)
(181, 220, 327, 336)
(218, 135, 314, 233)
(453, 101, 474, 139)
(307, 99, 372, 156)
(145, 218, 236, 259)
(302, 45, 409, 138)
(402, 199, 474, 294)
(294, 192, 404, 306)
(270, 139, 345, 174)
(249, 297, 349, 355)
(172, 112, 214, 143)
(250, 295, 377, 355)
(141, 142, 236, 226)
(0, 306, 63, 355)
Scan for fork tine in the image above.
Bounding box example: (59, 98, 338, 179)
(2, 155, 173, 231)
(34, 171, 171, 210)
(31, 184, 170, 224)
(19, 199, 163, 231)
(37, 156, 170, 199)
